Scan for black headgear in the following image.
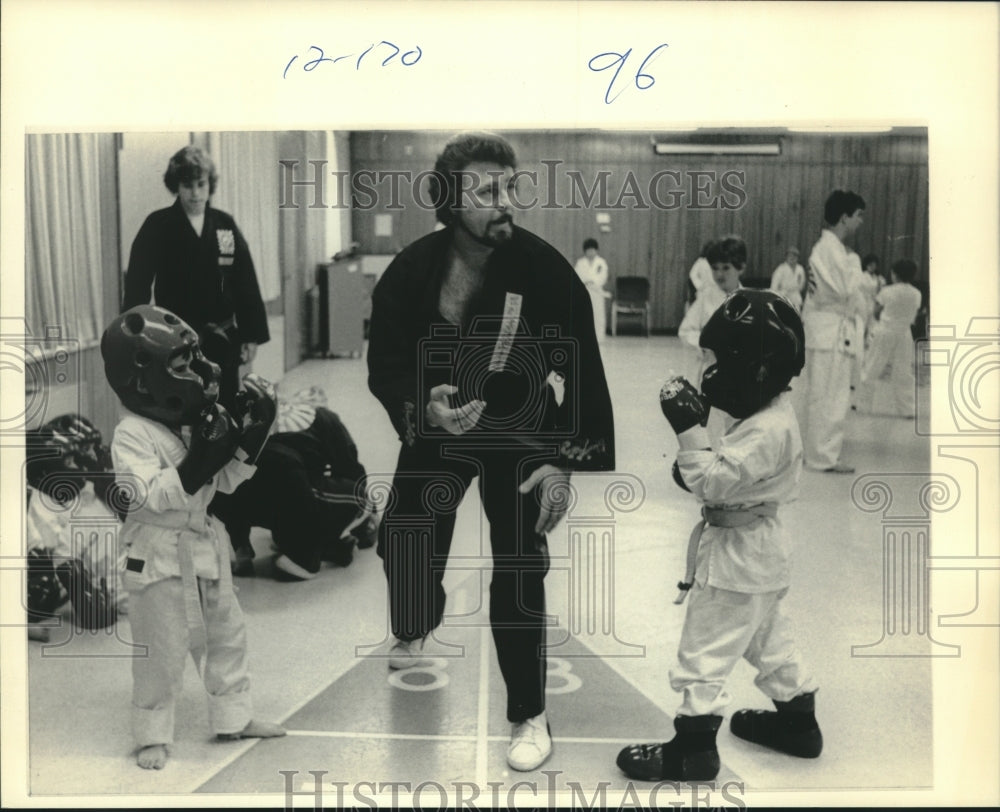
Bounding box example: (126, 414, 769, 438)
(699, 289, 805, 419)
(26, 414, 109, 500)
(101, 305, 220, 426)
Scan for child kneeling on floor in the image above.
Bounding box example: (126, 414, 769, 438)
(617, 289, 822, 782)
(102, 305, 286, 770)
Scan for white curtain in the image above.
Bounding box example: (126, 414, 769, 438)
(25, 134, 108, 343)
(208, 132, 282, 301)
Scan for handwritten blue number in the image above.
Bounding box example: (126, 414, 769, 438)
(589, 44, 668, 104)
(304, 45, 334, 71)
(379, 41, 400, 66)
(356, 43, 375, 70)
(635, 43, 668, 90)
(285, 42, 422, 77)
(588, 49, 632, 105)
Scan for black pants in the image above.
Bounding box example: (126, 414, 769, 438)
(212, 448, 361, 573)
(377, 440, 550, 722)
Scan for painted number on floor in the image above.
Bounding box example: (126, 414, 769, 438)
(387, 657, 450, 692)
(545, 657, 582, 694)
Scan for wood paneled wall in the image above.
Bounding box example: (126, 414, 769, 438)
(350, 130, 928, 331)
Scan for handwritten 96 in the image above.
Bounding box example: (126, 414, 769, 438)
(589, 44, 668, 105)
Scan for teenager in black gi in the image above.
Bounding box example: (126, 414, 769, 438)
(367, 132, 615, 772)
(123, 145, 270, 411)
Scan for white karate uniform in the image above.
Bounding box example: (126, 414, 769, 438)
(769, 261, 806, 312)
(801, 230, 865, 470)
(670, 394, 817, 716)
(860, 283, 922, 416)
(574, 254, 609, 342)
(689, 257, 713, 298)
(678, 284, 727, 384)
(112, 409, 257, 747)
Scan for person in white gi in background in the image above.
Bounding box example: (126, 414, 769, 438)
(858, 254, 883, 337)
(801, 190, 867, 473)
(859, 258, 922, 417)
(617, 290, 821, 783)
(769, 246, 806, 312)
(574, 237, 610, 343)
(843, 253, 881, 410)
(687, 241, 714, 308)
(678, 236, 745, 386)
(102, 305, 285, 770)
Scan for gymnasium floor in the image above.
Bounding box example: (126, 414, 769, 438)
(23, 335, 934, 803)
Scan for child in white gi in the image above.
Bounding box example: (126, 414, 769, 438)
(102, 305, 285, 770)
(678, 236, 745, 385)
(769, 246, 806, 312)
(860, 259, 922, 417)
(618, 290, 821, 782)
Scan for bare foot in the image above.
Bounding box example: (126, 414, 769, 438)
(216, 719, 286, 741)
(136, 744, 168, 769)
(27, 624, 50, 642)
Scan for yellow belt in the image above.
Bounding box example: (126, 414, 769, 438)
(175, 521, 234, 672)
(673, 503, 778, 605)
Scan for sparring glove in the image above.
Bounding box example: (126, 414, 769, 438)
(659, 376, 709, 434)
(232, 373, 277, 465)
(176, 403, 241, 495)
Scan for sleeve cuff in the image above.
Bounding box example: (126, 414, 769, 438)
(676, 425, 711, 452)
(226, 457, 257, 478)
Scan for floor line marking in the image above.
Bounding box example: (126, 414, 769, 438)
(487, 734, 671, 745)
(475, 624, 490, 787)
(187, 650, 363, 795)
(286, 730, 478, 742)
(560, 627, 746, 782)
(280, 730, 668, 746)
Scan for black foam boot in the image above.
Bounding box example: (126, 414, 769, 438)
(616, 714, 722, 781)
(730, 691, 823, 758)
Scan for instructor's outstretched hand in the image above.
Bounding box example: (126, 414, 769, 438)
(518, 464, 573, 535)
(425, 384, 486, 435)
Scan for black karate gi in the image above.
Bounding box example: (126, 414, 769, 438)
(367, 225, 615, 722)
(123, 200, 270, 410)
(210, 408, 369, 575)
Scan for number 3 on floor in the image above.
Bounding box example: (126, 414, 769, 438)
(388, 657, 450, 691)
(545, 657, 582, 694)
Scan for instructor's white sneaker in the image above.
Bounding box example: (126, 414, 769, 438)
(388, 636, 426, 670)
(507, 712, 552, 771)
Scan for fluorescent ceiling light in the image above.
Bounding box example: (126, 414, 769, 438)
(787, 126, 894, 133)
(653, 142, 781, 155)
